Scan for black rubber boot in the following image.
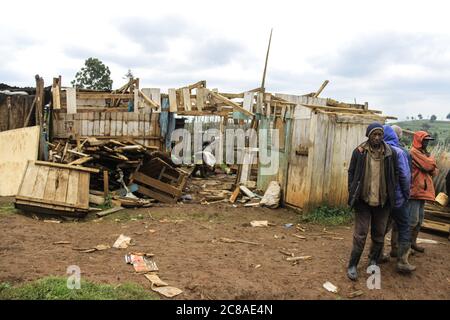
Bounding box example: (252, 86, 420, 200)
(378, 247, 390, 264)
(411, 225, 425, 253)
(368, 243, 383, 266)
(390, 227, 398, 258)
(397, 242, 416, 273)
(347, 249, 362, 281)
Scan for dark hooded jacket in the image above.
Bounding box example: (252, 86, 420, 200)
(383, 125, 411, 208)
(348, 140, 398, 208)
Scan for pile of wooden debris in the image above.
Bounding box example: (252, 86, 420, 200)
(423, 193, 450, 240)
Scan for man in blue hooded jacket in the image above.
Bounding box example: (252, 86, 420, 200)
(382, 125, 416, 273)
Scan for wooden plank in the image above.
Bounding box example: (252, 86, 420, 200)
(76, 172, 90, 209)
(149, 88, 161, 110)
(196, 87, 205, 112)
(243, 92, 254, 113)
(17, 161, 39, 197)
(54, 168, 70, 203)
(99, 113, 106, 136)
(43, 167, 58, 202)
(15, 201, 80, 214)
(66, 87, 77, 114)
(15, 195, 82, 210)
(182, 88, 191, 111)
(110, 112, 117, 136)
(116, 112, 123, 136)
(96, 206, 124, 217)
(0, 126, 40, 196)
(144, 113, 150, 143)
(133, 171, 182, 197)
(81, 112, 88, 136)
(210, 91, 254, 117)
(138, 114, 144, 139)
(76, 93, 133, 100)
(104, 112, 111, 136)
(121, 112, 127, 136)
(103, 170, 109, 198)
(168, 88, 178, 113)
(66, 170, 80, 205)
(52, 78, 61, 109)
(137, 185, 177, 204)
(138, 89, 158, 109)
(130, 113, 139, 136)
(31, 165, 50, 200)
(35, 160, 100, 173)
(93, 112, 100, 135)
(87, 112, 94, 136)
(422, 219, 450, 234)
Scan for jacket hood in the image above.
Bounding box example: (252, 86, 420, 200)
(412, 131, 430, 149)
(383, 125, 400, 148)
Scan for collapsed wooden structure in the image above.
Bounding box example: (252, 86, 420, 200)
(7, 76, 448, 216)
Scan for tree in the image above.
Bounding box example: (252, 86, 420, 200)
(430, 114, 437, 122)
(71, 57, 113, 90)
(446, 113, 450, 120)
(123, 69, 134, 81)
(417, 114, 423, 120)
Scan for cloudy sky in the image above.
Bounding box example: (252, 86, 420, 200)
(1, 0, 450, 120)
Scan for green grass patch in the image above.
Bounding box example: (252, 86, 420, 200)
(300, 205, 354, 226)
(0, 203, 17, 215)
(0, 277, 159, 300)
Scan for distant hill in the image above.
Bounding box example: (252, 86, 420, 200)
(391, 120, 450, 145)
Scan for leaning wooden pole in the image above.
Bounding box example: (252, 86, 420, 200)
(260, 28, 273, 92)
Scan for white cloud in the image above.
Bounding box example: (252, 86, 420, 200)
(1, 0, 450, 119)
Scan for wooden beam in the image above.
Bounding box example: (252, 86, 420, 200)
(180, 80, 206, 91)
(301, 103, 384, 115)
(103, 170, 109, 198)
(76, 92, 133, 100)
(34, 160, 100, 173)
(182, 88, 191, 111)
(52, 77, 61, 109)
(260, 28, 273, 91)
(313, 80, 329, 98)
(138, 89, 158, 109)
(168, 88, 178, 113)
(133, 172, 182, 197)
(209, 91, 254, 117)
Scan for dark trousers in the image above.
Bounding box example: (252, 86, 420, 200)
(352, 201, 390, 253)
(389, 202, 411, 244)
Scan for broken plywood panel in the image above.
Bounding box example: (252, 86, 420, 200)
(14, 160, 96, 216)
(0, 126, 40, 196)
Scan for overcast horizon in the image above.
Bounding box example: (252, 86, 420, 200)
(1, 0, 450, 120)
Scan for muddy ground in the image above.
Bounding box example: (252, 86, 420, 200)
(0, 197, 449, 300)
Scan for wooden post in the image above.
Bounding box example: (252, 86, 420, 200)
(35, 75, 43, 127)
(313, 80, 329, 98)
(103, 170, 109, 198)
(364, 102, 369, 112)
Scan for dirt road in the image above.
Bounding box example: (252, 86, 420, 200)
(0, 199, 448, 299)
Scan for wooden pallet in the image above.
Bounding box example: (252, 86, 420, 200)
(14, 160, 98, 217)
(422, 219, 450, 235)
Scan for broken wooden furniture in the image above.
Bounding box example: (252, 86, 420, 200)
(14, 160, 99, 217)
(130, 157, 188, 204)
(423, 201, 450, 239)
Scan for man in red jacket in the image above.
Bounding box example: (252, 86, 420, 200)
(409, 131, 438, 253)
